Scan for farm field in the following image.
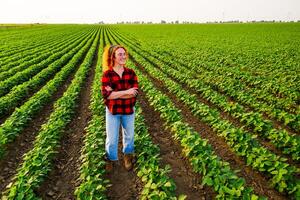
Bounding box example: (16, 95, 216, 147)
(0, 23, 299, 199)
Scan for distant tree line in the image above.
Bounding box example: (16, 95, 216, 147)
(97, 19, 300, 24)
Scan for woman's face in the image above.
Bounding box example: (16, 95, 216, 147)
(114, 48, 127, 66)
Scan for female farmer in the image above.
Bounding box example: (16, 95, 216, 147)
(101, 44, 138, 171)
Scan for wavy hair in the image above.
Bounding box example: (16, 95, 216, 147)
(102, 44, 128, 72)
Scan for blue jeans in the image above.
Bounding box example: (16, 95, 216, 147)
(105, 107, 135, 161)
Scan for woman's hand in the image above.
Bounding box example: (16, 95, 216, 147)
(105, 86, 113, 92)
(126, 88, 138, 96)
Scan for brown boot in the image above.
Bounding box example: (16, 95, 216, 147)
(124, 154, 133, 171)
(105, 160, 114, 172)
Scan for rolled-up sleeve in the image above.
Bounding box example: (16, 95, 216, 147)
(101, 72, 112, 99)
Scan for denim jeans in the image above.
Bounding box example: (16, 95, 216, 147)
(105, 107, 135, 161)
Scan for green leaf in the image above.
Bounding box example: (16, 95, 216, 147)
(178, 194, 187, 200)
(164, 181, 172, 187)
(202, 176, 213, 186)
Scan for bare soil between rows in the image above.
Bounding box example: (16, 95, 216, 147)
(130, 50, 299, 168)
(132, 58, 288, 199)
(136, 47, 299, 136)
(138, 90, 216, 200)
(35, 44, 98, 199)
(104, 130, 142, 200)
(0, 54, 84, 194)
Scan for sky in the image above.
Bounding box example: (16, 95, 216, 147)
(0, 0, 300, 24)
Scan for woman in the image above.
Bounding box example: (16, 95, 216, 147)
(101, 44, 138, 171)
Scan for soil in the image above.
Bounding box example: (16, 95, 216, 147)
(35, 42, 98, 199)
(0, 56, 83, 193)
(134, 46, 299, 136)
(132, 51, 299, 168)
(104, 131, 142, 200)
(0, 30, 296, 200)
(133, 58, 288, 200)
(138, 91, 216, 199)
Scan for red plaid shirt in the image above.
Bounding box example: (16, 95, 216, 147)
(101, 67, 138, 115)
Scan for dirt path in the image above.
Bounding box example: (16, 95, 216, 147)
(104, 133, 142, 200)
(35, 44, 98, 199)
(138, 91, 215, 200)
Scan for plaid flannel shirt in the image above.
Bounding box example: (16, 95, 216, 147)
(101, 67, 138, 115)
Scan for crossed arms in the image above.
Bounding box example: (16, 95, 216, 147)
(105, 86, 138, 99)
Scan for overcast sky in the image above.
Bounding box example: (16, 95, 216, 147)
(1, 0, 299, 24)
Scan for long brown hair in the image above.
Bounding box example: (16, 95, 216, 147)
(102, 44, 128, 72)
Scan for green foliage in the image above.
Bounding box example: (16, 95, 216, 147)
(124, 58, 263, 199)
(111, 29, 299, 198)
(2, 28, 99, 199)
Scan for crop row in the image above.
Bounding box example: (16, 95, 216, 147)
(0, 29, 91, 75)
(0, 31, 96, 118)
(0, 26, 56, 58)
(74, 32, 108, 199)
(1, 29, 100, 199)
(107, 29, 299, 197)
(181, 55, 299, 131)
(0, 30, 95, 97)
(80, 30, 182, 200)
(125, 58, 263, 199)
(112, 24, 299, 104)
(106, 28, 262, 199)
(109, 29, 300, 161)
(0, 30, 97, 159)
(0, 35, 60, 71)
(170, 50, 298, 114)
(132, 41, 299, 132)
(0, 25, 92, 60)
(109, 26, 299, 131)
(117, 34, 300, 197)
(152, 47, 299, 114)
(121, 36, 300, 161)
(106, 33, 184, 200)
(131, 51, 299, 197)
(0, 32, 56, 60)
